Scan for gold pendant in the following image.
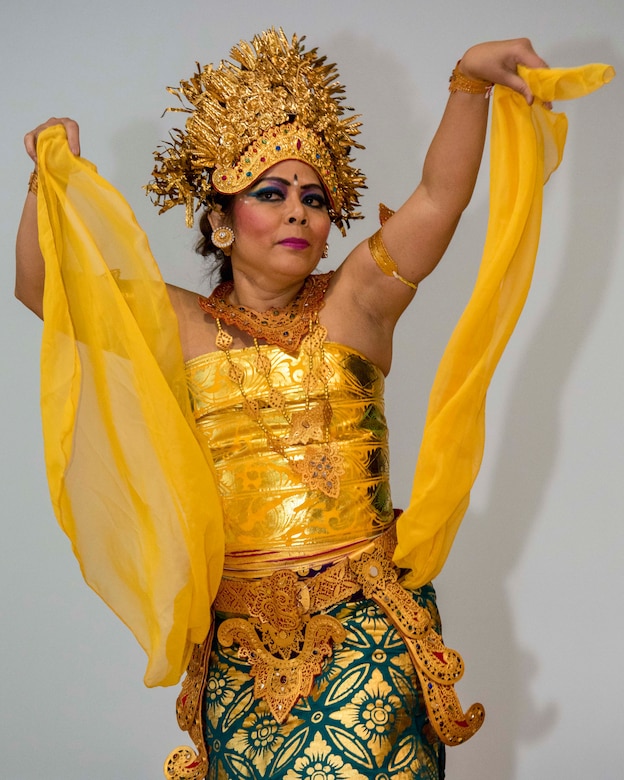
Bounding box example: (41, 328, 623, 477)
(293, 442, 345, 498)
(287, 401, 332, 445)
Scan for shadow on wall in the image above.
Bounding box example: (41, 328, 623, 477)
(439, 37, 622, 780)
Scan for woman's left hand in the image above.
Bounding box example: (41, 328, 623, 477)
(459, 38, 549, 105)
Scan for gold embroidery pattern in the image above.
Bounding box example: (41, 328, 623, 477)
(282, 733, 369, 780)
(328, 667, 411, 768)
(225, 701, 298, 775)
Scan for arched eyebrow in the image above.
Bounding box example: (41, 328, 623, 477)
(256, 175, 325, 192)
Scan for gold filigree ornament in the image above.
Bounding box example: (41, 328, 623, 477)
(163, 627, 214, 780)
(217, 569, 347, 724)
(209, 225, 234, 251)
(199, 272, 333, 352)
(349, 546, 485, 746)
(146, 28, 366, 232)
(219, 613, 346, 724)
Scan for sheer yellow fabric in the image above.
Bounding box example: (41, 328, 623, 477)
(396, 64, 615, 587)
(37, 126, 224, 687)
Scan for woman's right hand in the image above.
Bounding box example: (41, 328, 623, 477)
(24, 117, 81, 163)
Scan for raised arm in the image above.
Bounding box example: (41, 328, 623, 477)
(15, 118, 81, 318)
(335, 39, 548, 335)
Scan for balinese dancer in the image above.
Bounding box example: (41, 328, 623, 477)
(16, 28, 613, 779)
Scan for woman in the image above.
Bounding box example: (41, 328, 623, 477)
(15, 29, 608, 780)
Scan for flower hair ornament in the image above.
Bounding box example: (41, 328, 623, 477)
(146, 28, 366, 233)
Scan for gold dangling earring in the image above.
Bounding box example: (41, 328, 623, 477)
(211, 226, 235, 252)
(322, 243, 329, 259)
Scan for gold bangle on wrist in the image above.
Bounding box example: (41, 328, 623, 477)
(28, 169, 38, 196)
(449, 61, 493, 97)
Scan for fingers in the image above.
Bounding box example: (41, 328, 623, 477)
(460, 38, 550, 105)
(509, 38, 552, 105)
(24, 117, 81, 164)
(515, 39, 549, 71)
(508, 39, 549, 104)
(504, 71, 537, 105)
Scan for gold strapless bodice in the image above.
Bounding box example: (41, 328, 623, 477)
(185, 342, 394, 574)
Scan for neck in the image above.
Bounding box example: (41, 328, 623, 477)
(229, 271, 309, 311)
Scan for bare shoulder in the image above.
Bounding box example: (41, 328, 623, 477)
(166, 283, 218, 361)
(167, 283, 200, 314)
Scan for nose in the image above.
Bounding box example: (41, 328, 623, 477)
(286, 192, 307, 225)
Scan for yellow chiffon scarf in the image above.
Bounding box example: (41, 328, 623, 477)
(36, 127, 224, 687)
(35, 63, 612, 687)
(395, 63, 614, 586)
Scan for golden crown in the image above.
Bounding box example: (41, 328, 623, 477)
(146, 28, 366, 233)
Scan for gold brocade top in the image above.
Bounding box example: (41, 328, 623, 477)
(185, 342, 394, 575)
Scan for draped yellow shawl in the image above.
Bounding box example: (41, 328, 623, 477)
(35, 64, 613, 687)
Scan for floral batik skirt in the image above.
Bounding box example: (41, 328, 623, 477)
(203, 582, 445, 779)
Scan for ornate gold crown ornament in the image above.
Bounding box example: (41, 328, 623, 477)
(147, 28, 366, 233)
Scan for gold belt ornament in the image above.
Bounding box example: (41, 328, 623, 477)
(216, 566, 349, 725)
(164, 528, 484, 779)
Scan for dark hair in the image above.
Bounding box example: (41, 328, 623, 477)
(195, 193, 236, 283)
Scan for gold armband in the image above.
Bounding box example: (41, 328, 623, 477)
(368, 229, 418, 292)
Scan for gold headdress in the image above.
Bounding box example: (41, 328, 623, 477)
(146, 28, 366, 233)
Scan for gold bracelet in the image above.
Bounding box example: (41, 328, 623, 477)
(368, 229, 418, 292)
(449, 61, 493, 97)
(28, 169, 38, 196)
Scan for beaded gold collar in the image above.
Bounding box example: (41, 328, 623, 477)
(198, 272, 333, 351)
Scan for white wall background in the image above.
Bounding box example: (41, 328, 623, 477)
(2, 2, 622, 778)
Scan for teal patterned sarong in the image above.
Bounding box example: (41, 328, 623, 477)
(203, 582, 445, 779)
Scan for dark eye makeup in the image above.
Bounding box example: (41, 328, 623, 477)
(301, 191, 327, 208)
(247, 184, 286, 201)
(246, 178, 328, 209)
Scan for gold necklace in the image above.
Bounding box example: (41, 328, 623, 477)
(200, 272, 334, 352)
(215, 316, 344, 498)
